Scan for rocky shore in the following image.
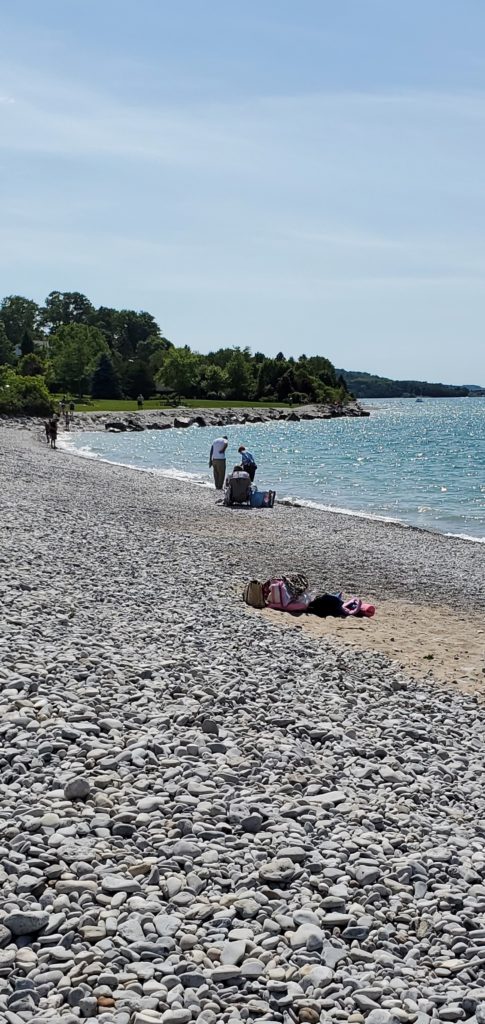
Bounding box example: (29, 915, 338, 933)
(1, 401, 368, 435)
(1, 426, 485, 1024)
(95, 402, 368, 434)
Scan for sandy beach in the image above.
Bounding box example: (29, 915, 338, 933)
(1, 422, 485, 1024)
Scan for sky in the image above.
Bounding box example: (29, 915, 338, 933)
(1, 1, 485, 384)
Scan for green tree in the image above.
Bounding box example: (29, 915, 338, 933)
(276, 368, 297, 401)
(157, 347, 200, 397)
(0, 295, 41, 347)
(50, 324, 108, 396)
(0, 322, 16, 366)
(0, 367, 52, 416)
(198, 363, 228, 399)
(90, 306, 120, 348)
(20, 329, 35, 356)
(18, 352, 45, 377)
(91, 352, 122, 399)
(122, 359, 155, 399)
(42, 291, 95, 334)
(304, 356, 338, 387)
(293, 366, 319, 401)
(136, 334, 173, 374)
(225, 349, 254, 399)
(255, 357, 287, 399)
(115, 310, 161, 360)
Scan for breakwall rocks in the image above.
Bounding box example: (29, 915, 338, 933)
(1, 403, 369, 434)
(85, 402, 368, 433)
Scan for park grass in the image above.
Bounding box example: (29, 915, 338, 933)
(55, 397, 292, 412)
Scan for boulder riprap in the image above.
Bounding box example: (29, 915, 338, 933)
(0, 425, 484, 1024)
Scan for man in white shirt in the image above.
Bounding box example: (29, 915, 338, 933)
(209, 435, 228, 489)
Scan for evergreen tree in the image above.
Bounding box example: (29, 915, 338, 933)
(122, 358, 155, 399)
(18, 352, 45, 377)
(91, 352, 122, 399)
(20, 330, 35, 356)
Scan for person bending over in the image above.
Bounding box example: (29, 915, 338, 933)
(238, 445, 257, 482)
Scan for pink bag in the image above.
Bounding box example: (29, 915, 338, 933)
(266, 579, 311, 614)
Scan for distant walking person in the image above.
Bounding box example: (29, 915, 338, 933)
(137, 393, 144, 409)
(238, 445, 257, 482)
(48, 415, 58, 449)
(69, 400, 75, 422)
(209, 435, 228, 490)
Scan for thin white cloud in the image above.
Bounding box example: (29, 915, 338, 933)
(2, 58, 485, 171)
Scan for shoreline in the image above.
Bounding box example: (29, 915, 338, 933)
(58, 426, 485, 547)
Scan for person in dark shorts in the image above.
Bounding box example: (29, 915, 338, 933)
(48, 415, 58, 449)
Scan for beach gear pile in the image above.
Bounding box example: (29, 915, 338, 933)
(243, 573, 375, 618)
(223, 480, 276, 508)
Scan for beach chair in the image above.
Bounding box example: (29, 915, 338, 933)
(224, 472, 252, 506)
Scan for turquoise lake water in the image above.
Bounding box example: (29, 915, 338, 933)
(64, 398, 485, 541)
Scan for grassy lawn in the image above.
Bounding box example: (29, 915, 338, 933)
(54, 397, 292, 412)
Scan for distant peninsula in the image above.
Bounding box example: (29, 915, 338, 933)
(337, 369, 483, 399)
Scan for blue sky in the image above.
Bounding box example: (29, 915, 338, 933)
(1, 1, 485, 384)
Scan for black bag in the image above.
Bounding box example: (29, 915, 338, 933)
(307, 593, 346, 618)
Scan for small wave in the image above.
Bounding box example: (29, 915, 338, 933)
(444, 531, 485, 544)
(58, 436, 213, 488)
(279, 495, 410, 528)
(279, 496, 485, 542)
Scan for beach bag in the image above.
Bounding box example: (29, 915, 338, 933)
(283, 573, 309, 598)
(243, 580, 266, 609)
(250, 489, 276, 509)
(265, 578, 311, 614)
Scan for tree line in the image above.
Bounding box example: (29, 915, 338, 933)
(0, 291, 349, 414)
(338, 369, 469, 399)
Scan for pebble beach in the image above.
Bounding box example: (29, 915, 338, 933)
(1, 422, 485, 1024)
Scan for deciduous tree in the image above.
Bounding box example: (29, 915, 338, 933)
(0, 295, 41, 347)
(50, 324, 108, 396)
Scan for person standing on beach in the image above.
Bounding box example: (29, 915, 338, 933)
(48, 415, 58, 449)
(209, 435, 228, 490)
(238, 444, 257, 482)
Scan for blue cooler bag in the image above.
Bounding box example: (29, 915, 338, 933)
(250, 489, 276, 508)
